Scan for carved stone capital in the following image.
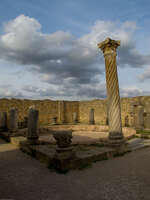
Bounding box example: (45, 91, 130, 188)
(53, 130, 72, 148)
(98, 38, 120, 56)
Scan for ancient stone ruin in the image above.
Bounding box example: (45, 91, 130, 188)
(0, 96, 149, 129)
(0, 38, 150, 172)
(98, 38, 125, 148)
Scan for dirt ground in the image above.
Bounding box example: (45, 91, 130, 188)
(1, 138, 150, 200)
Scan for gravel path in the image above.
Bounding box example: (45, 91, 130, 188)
(0, 138, 150, 200)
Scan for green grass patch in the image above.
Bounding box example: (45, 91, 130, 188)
(136, 129, 150, 135)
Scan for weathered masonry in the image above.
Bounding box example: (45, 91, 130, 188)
(0, 96, 150, 129)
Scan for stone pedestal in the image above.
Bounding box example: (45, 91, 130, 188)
(27, 106, 39, 144)
(52, 130, 75, 173)
(9, 108, 18, 133)
(89, 108, 95, 125)
(0, 112, 7, 132)
(98, 38, 124, 147)
(73, 112, 78, 124)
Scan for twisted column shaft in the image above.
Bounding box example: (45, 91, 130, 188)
(98, 38, 124, 145)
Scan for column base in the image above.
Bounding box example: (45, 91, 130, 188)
(108, 132, 127, 154)
(52, 147, 75, 173)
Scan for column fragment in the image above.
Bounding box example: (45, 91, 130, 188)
(27, 106, 39, 144)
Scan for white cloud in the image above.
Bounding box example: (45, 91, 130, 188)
(120, 86, 150, 97)
(0, 84, 24, 98)
(0, 15, 150, 99)
(138, 67, 150, 82)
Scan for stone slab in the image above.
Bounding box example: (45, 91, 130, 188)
(19, 140, 116, 172)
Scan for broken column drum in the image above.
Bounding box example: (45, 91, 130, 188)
(27, 106, 39, 143)
(98, 38, 124, 146)
(9, 108, 18, 132)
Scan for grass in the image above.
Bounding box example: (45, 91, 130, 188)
(136, 129, 150, 135)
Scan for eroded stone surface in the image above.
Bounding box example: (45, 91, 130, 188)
(27, 106, 39, 144)
(53, 130, 72, 148)
(9, 108, 18, 133)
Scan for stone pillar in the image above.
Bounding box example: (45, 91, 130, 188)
(0, 112, 7, 131)
(9, 108, 18, 133)
(58, 101, 65, 124)
(89, 108, 95, 125)
(73, 112, 78, 124)
(24, 116, 28, 128)
(27, 106, 39, 144)
(134, 105, 144, 130)
(98, 38, 124, 146)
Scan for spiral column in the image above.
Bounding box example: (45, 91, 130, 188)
(98, 38, 124, 146)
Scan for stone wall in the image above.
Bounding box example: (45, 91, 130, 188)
(1, 96, 150, 128)
(0, 99, 58, 125)
(64, 101, 79, 123)
(0, 99, 79, 125)
(79, 100, 107, 125)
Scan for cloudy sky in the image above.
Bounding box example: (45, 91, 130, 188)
(0, 0, 150, 100)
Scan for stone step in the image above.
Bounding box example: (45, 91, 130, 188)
(128, 138, 150, 151)
(130, 143, 146, 151)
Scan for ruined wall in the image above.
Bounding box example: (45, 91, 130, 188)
(0, 99, 58, 125)
(79, 100, 107, 125)
(79, 96, 150, 128)
(64, 101, 79, 123)
(1, 96, 150, 128)
(0, 99, 79, 125)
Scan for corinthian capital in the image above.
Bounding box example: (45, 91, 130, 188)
(97, 38, 120, 56)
